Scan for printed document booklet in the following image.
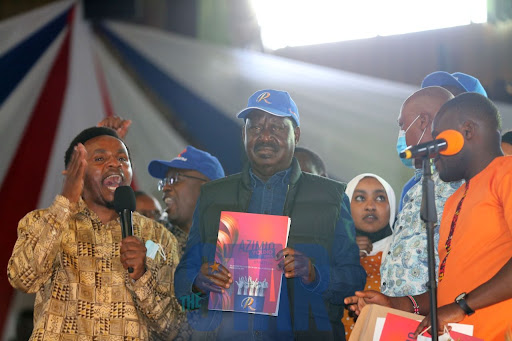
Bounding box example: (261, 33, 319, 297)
(208, 211, 291, 316)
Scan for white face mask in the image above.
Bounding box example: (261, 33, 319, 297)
(145, 240, 166, 260)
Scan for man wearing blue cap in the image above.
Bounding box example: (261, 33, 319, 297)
(148, 146, 225, 258)
(174, 89, 365, 340)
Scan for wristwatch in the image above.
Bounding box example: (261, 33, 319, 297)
(455, 292, 475, 316)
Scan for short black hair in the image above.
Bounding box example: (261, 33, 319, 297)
(502, 131, 512, 145)
(437, 92, 501, 131)
(64, 127, 128, 168)
(294, 146, 327, 175)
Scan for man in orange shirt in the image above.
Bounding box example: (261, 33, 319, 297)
(345, 93, 512, 340)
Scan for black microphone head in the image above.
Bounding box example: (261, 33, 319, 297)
(114, 186, 136, 213)
(399, 149, 408, 159)
(400, 147, 413, 159)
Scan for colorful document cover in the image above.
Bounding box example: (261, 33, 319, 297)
(208, 211, 291, 316)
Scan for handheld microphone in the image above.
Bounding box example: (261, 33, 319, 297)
(114, 186, 136, 273)
(400, 129, 464, 160)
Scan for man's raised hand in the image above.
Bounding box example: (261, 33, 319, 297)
(97, 116, 132, 139)
(61, 143, 87, 203)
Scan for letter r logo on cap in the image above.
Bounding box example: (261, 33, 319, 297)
(257, 92, 272, 104)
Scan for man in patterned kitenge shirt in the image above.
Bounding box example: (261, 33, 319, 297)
(7, 127, 184, 340)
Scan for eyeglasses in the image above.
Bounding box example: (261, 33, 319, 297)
(157, 173, 208, 191)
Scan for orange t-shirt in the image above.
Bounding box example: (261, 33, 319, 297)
(438, 156, 512, 340)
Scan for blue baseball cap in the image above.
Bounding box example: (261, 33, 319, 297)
(237, 89, 300, 126)
(421, 71, 487, 97)
(148, 145, 225, 181)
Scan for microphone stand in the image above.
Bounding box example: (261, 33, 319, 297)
(420, 157, 438, 340)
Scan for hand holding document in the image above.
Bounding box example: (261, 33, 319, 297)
(208, 211, 291, 316)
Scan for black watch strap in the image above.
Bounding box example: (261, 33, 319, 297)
(455, 293, 475, 316)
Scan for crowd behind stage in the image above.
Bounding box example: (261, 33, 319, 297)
(7, 71, 512, 341)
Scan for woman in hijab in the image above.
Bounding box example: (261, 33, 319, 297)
(342, 173, 397, 339)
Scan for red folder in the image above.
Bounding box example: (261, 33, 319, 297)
(380, 313, 482, 341)
(379, 313, 425, 340)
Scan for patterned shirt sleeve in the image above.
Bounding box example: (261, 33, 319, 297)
(125, 217, 185, 338)
(7, 195, 73, 293)
(380, 173, 462, 297)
